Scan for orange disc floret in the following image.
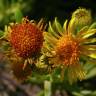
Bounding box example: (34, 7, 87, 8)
(55, 35, 80, 66)
(9, 18, 43, 58)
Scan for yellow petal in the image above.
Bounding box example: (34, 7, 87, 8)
(44, 35, 57, 45)
(63, 19, 68, 33)
(68, 18, 76, 34)
(67, 63, 85, 84)
(82, 38, 96, 44)
(48, 22, 60, 38)
(81, 49, 96, 59)
(54, 17, 63, 36)
(82, 45, 96, 50)
(44, 32, 58, 43)
(82, 29, 96, 38)
(77, 26, 89, 38)
(89, 54, 96, 59)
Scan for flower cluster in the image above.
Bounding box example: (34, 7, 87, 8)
(0, 8, 96, 84)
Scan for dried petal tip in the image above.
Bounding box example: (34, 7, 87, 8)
(9, 18, 44, 58)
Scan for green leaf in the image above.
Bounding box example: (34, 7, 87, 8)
(72, 92, 83, 96)
(86, 67, 96, 79)
(0, 30, 4, 37)
(14, 8, 23, 23)
(81, 90, 92, 95)
(37, 91, 44, 96)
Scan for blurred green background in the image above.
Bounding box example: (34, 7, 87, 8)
(0, 0, 96, 29)
(0, 0, 96, 96)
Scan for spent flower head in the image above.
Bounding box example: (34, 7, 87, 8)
(11, 60, 32, 81)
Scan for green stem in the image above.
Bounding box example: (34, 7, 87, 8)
(44, 76, 52, 96)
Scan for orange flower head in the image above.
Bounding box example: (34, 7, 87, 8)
(9, 18, 44, 58)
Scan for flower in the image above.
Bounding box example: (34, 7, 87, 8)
(43, 18, 96, 84)
(5, 17, 45, 64)
(9, 18, 44, 58)
(0, 17, 46, 79)
(72, 7, 92, 26)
